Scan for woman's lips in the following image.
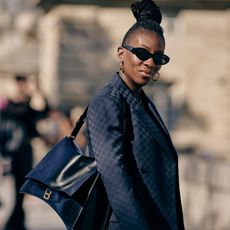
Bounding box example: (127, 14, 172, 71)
(140, 70, 152, 78)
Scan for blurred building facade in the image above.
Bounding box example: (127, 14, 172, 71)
(1, 0, 228, 157)
(0, 1, 229, 229)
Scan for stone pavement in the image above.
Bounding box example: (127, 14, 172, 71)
(0, 175, 65, 230)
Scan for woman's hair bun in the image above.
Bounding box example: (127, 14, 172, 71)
(131, 0, 162, 24)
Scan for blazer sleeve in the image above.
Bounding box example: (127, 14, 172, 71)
(87, 96, 150, 230)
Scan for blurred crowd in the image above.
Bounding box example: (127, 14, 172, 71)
(0, 74, 87, 230)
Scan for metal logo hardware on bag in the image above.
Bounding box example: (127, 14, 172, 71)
(43, 188, 52, 200)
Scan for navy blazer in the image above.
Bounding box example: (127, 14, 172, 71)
(86, 73, 184, 230)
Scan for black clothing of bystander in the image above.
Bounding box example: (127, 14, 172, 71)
(0, 96, 49, 230)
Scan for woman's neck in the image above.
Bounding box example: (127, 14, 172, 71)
(119, 71, 142, 99)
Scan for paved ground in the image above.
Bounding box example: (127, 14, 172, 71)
(0, 175, 65, 230)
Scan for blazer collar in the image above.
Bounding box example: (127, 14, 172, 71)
(109, 73, 178, 161)
(108, 72, 141, 110)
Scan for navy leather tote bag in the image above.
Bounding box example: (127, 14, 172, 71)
(20, 108, 111, 230)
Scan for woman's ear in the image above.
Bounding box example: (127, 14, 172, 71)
(117, 46, 124, 62)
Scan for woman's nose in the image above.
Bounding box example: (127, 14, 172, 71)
(143, 57, 156, 68)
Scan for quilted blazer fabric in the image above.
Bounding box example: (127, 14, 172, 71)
(86, 73, 184, 230)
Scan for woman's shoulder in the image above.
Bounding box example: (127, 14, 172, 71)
(89, 82, 124, 110)
(99, 84, 121, 98)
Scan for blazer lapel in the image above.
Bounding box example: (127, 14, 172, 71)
(144, 97, 179, 160)
(109, 73, 178, 161)
(133, 107, 177, 160)
(145, 96, 170, 137)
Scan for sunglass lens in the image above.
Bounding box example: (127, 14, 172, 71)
(161, 55, 170, 65)
(133, 48, 151, 61)
(153, 55, 163, 65)
(154, 53, 170, 65)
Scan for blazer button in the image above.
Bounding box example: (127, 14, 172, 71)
(140, 167, 148, 174)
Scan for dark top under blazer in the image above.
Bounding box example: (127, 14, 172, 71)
(86, 73, 185, 230)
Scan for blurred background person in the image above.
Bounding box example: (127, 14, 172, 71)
(0, 74, 49, 230)
(36, 106, 88, 154)
(37, 107, 73, 147)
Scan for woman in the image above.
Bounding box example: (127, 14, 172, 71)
(86, 0, 185, 229)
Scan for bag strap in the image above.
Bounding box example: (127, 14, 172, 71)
(68, 106, 88, 139)
(68, 96, 128, 140)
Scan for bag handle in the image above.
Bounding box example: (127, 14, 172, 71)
(68, 107, 88, 139)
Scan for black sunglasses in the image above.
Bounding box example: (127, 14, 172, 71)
(122, 44, 170, 65)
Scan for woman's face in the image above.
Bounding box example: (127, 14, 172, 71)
(118, 29, 165, 92)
